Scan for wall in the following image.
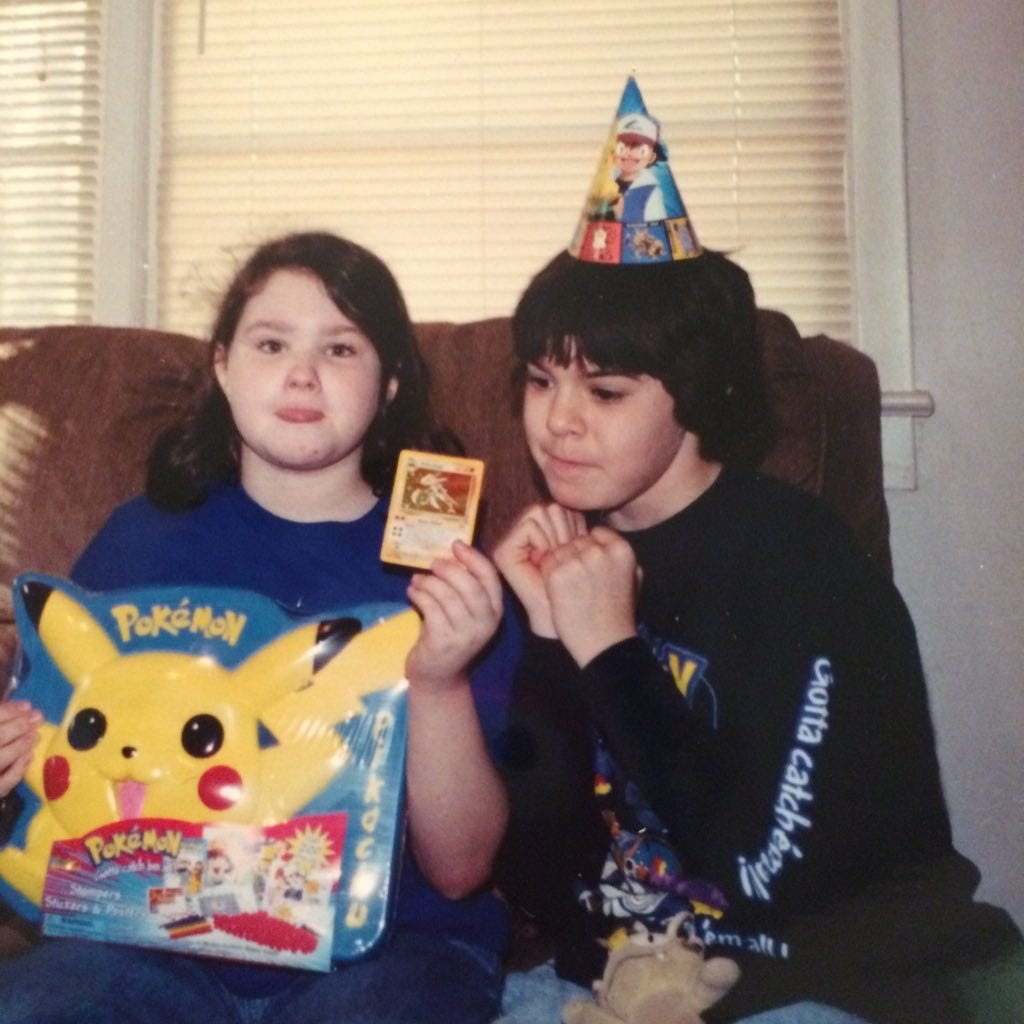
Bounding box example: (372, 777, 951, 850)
(890, 0, 1024, 927)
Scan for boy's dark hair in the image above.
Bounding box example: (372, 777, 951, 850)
(511, 250, 771, 463)
(147, 231, 440, 510)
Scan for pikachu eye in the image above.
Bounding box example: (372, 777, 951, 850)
(67, 708, 107, 751)
(181, 714, 225, 759)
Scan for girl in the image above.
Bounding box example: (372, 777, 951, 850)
(0, 231, 514, 1024)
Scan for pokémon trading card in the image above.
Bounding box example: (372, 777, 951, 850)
(380, 450, 485, 570)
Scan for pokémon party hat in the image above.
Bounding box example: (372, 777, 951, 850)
(569, 76, 702, 265)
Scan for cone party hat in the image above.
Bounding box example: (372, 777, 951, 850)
(569, 76, 702, 265)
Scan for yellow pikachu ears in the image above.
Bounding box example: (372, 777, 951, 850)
(21, 580, 119, 689)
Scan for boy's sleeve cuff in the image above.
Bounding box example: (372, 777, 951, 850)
(581, 635, 652, 681)
(518, 634, 578, 678)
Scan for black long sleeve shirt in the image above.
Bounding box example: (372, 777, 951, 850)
(500, 467, 1020, 1023)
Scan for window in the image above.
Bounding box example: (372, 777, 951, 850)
(0, 0, 102, 325)
(0, 0, 927, 486)
(158, 0, 854, 347)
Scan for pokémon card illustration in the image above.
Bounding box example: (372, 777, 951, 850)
(0, 574, 417, 968)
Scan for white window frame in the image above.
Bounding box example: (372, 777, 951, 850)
(841, 0, 933, 488)
(92, 0, 158, 327)
(96, 0, 930, 489)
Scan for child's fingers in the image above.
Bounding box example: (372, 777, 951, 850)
(531, 503, 586, 548)
(406, 574, 446, 622)
(449, 542, 504, 615)
(0, 747, 34, 798)
(0, 699, 35, 721)
(414, 558, 499, 628)
(585, 526, 637, 569)
(497, 503, 578, 564)
(0, 730, 37, 765)
(498, 508, 553, 562)
(588, 524, 622, 546)
(0, 731, 36, 788)
(405, 555, 503, 689)
(407, 569, 472, 631)
(549, 503, 588, 542)
(541, 532, 597, 570)
(0, 701, 42, 746)
(541, 530, 636, 597)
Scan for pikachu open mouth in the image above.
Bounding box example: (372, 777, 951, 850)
(115, 780, 147, 820)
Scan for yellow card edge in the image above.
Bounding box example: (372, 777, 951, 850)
(380, 449, 486, 569)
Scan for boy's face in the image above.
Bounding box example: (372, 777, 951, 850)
(522, 353, 701, 531)
(614, 138, 656, 181)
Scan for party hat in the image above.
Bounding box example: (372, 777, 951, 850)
(569, 76, 702, 264)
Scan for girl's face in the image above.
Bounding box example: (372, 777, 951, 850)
(214, 268, 395, 491)
(522, 353, 704, 531)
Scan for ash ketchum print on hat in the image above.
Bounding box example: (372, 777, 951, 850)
(569, 76, 702, 265)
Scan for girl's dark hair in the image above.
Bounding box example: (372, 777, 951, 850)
(147, 231, 439, 509)
(511, 249, 772, 463)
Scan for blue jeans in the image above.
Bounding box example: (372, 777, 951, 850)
(736, 1006, 873, 1024)
(0, 930, 502, 1024)
(496, 962, 874, 1024)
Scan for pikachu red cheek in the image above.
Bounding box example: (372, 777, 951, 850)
(198, 765, 244, 811)
(43, 756, 71, 802)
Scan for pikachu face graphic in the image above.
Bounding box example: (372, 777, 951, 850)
(0, 578, 418, 912)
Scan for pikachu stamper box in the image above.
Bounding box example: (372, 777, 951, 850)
(0, 574, 416, 971)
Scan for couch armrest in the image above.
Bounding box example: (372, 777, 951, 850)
(756, 311, 891, 574)
(804, 332, 891, 576)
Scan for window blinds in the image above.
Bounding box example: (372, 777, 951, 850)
(0, 0, 101, 325)
(159, 0, 850, 342)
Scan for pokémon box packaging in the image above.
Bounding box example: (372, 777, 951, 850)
(0, 574, 416, 971)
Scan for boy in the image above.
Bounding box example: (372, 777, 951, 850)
(494, 80, 1021, 1024)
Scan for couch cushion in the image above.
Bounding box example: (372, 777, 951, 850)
(755, 308, 825, 492)
(416, 310, 838, 557)
(0, 312, 887, 644)
(415, 318, 538, 553)
(0, 326, 207, 624)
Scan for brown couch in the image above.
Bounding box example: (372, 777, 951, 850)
(0, 311, 888, 952)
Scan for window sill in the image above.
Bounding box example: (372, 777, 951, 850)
(882, 390, 935, 490)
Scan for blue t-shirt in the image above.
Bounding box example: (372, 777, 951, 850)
(72, 484, 517, 979)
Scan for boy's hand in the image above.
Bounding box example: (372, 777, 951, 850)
(540, 525, 640, 668)
(405, 541, 503, 693)
(492, 503, 587, 637)
(0, 700, 42, 798)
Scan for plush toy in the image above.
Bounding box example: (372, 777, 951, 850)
(562, 912, 740, 1024)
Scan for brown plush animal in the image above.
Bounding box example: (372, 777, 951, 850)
(562, 913, 740, 1024)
